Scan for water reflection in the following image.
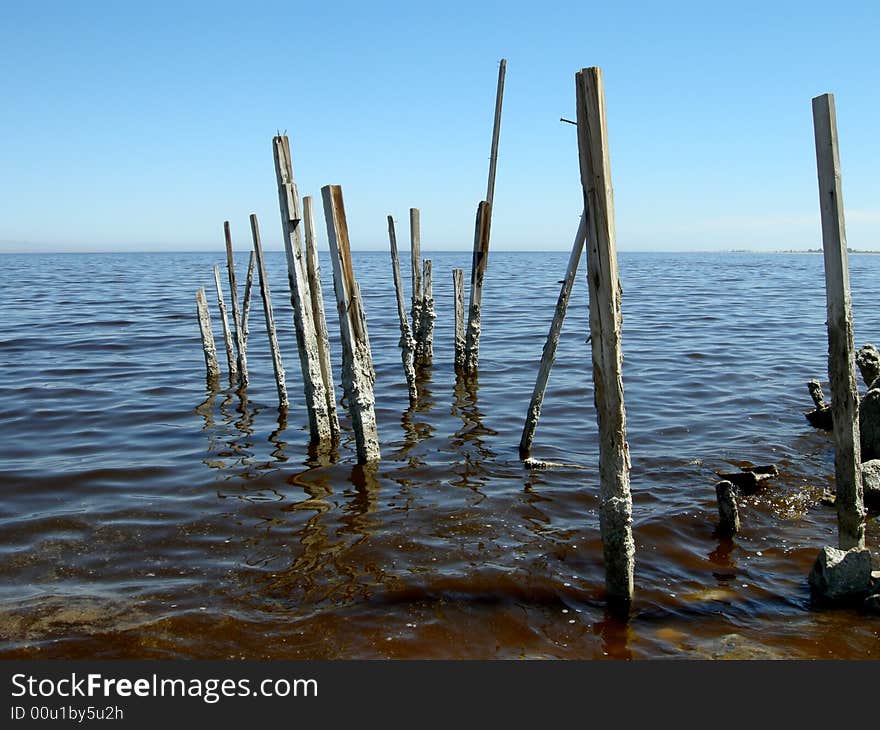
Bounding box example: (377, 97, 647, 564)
(450, 372, 497, 495)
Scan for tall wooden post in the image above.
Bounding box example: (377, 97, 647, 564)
(486, 58, 507, 207)
(223, 221, 248, 386)
(453, 268, 465, 370)
(575, 66, 635, 607)
(213, 264, 237, 384)
(249, 213, 289, 410)
(303, 195, 341, 437)
(241, 251, 255, 350)
(321, 185, 380, 463)
(812, 92, 865, 550)
(273, 135, 333, 442)
(388, 215, 418, 402)
(463, 200, 491, 372)
(195, 287, 220, 382)
(420, 259, 435, 366)
(409, 208, 424, 364)
(519, 213, 587, 459)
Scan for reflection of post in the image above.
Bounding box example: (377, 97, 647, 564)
(575, 66, 635, 608)
(321, 185, 381, 464)
(213, 264, 237, 384)
(303, 195, 341, 438)
(812, 92, 865, 550)
(195, 287, 221, 383)
(387, 215, 417, 402)
(453, 268, 465, 370)
(223, 221, 248, 386)
(250, 213, 289, 410)
(520, 214, 587, 459)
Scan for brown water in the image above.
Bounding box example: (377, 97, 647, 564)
(1, 250, 878, 659)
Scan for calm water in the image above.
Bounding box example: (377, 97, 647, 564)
(1, 250, 879, 659)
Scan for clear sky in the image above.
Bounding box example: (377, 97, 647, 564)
(1, 0, 878, 252)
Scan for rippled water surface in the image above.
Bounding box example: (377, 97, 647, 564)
(2, 250, 879, 659)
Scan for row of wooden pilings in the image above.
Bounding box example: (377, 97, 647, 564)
(193, 63, 869, 613)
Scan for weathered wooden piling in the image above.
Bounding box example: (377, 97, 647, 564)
(223, 221, 248, 386)
(575, 66, 635, 607)
(463, 200, 491, 372)
(213, 264, 237, 383)
(715, 481, 740, 536)
(195, 287, 220, 382)
(303, 195, 340, 437)
(420, 259, 435, 366)
(486, 58, 506, 207)
(409, 208, 424, 365)
(519, 213, 588, 459)
(273, 135, 333, 442)
(387, 215, 418, 402)
(242, 251, 255, 349)
(322, 185, 380, 463)
(453, 268, 465, 370)
(812, 92, 865, 550)
(249, 213, 289, 410)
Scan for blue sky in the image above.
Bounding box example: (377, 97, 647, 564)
(1, 0, 878, 252)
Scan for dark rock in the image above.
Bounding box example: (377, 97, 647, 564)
(856, 344, 880, 389)
(860, 389, 880, 462)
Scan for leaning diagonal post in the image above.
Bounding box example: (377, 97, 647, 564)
(322, 185, 380, 463)
(519, 213, 587, 459)
(388, 215, 417, 402)
(250, 213, 289, 410)
(812, 92, 865, 550)
(486, 58, 507, 207)
(273, 135, 332, 442)
(303, 195, 340, 438)
(195, 287, 220, 382)
(213, 264, 237, 384)
(575, 66, 635, 607)
(463, 200, 491, 372)
(453, 268, 465, 370)
(223, 221, 248, 386)
(242, 251, 255, 350)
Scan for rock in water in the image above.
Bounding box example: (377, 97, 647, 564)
(856, 344, 880, 389)
(861, 459, 880, 503)
(808, 546, 873, 603)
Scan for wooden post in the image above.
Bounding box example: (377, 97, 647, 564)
(195, 287, 220, 382)
(273, 135, 333, 442)
(453, 268, 465, 370)
(388, 215, 418, 402)
(241, 251, 255, 349)
(213, 264, 237, 383)
(250, 213, 289, 410)
(322, 185, 380, 463)
(519, 213, 587, 459)
(303, 195, 341, 438)
(575, 66, 635, 607)
(486, 58, 507, 207)
(715, 481, 740, 537)
(223, 221, 248, 386)
(812, 92, 865, 550)
(463, 200, 491, 372)
(409, 208, 424, 364)
(420, 260, 435, 366)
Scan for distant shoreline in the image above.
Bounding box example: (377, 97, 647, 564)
(2, 248, 880, 255)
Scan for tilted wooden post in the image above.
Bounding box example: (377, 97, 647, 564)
(273, 135, 333, 442)
(223, 221, 248, 386)
(303, 195, 340, 437)
(453, 268, 465, 370)
(463, 200, 491, 372)
(409, 208, 424, 364)
(420, 259, 435, 366)
(575, 66, 635, 607)
(241, 251, 255, 350)
(812, 92, 865, 550)
(195, 287, 220, 382)
(388, 215, 418, 402)
(486, 58, 507, 207)
(213, 264, 237, 384)
(519, 213, 587, 459)
(322, 185, 380, 463)
(249, 213, 289, 410)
